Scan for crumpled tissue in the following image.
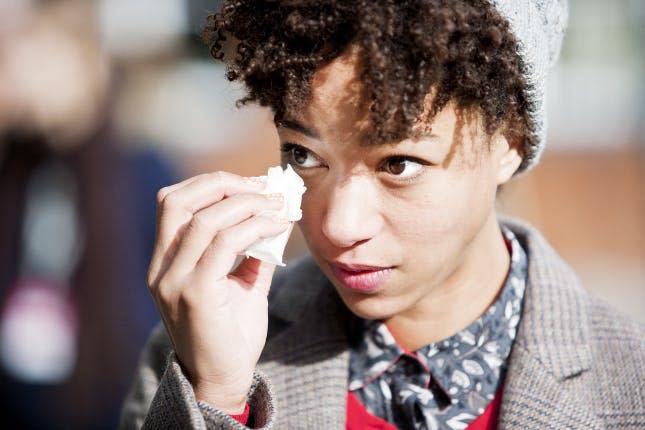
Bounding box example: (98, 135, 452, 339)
(243, 165, 306, 266)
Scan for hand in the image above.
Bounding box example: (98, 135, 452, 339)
(147, 171, 290, 413)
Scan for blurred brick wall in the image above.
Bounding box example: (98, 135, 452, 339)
(499, 146, 645, 322)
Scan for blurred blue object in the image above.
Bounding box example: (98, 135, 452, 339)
(0, 131, 176, 430)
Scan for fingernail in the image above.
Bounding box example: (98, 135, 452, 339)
(265, 193, 284, 202)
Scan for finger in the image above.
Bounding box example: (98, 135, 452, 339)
(149, 172, 265, 287)
(152, 176, 200, 261)
(153, 174, 214, 236)
(159, 171, 265, 216)
(232, 246, 289, 295)
(155, 175, 201, 206)
(165, 193, 285, 279)
(194, 216, 291, 284)
(156, 172, 265, 247)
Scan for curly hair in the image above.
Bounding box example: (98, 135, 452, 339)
(203, 0, 533, 165)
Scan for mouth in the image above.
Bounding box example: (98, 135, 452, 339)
(328, 261, 394, 293)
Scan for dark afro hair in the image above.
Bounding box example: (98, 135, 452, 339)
(203, 0, 533, 164)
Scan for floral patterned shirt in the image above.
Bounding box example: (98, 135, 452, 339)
(348, 227, 528, 430)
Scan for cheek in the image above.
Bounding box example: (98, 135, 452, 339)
(393, 174, 495, 245)
(296, 191, 324, 241)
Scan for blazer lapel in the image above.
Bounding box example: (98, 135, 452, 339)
(499, 346, 602, 429)
(499, 219, 603, 429)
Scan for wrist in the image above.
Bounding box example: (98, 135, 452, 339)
(229, 402, 251, 424)
(193, 380, 249, 414)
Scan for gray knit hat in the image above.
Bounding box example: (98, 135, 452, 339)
(488, 0, 568, 172)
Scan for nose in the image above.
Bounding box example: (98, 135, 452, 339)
(321, 175, 382, 249)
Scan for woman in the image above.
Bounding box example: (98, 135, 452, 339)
(120, 1, 644, 429)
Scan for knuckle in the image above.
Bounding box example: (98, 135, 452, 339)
(166, 194, 197, 217)
(192, 172, 210, 184)
(209, 171, 228, 182)
(146, 269, 158, 291)
(161, 190, 181, 209)
(189, 212, 210, 233)
(212, 231, 233, 251)
(156, 187, 170, 206)
(177, 287, 199, 310)
(236, 193, 270, 215)
(156, 279, 175, 305)
(252, 192, 272, 205)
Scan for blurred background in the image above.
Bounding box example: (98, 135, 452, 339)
(0, 0, 642, 428)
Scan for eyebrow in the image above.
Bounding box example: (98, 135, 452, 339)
(275, 119, 320, 140)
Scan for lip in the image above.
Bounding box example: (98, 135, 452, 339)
(329, 261, 393, 293)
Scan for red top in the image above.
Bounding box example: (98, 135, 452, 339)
(232, 386, 503, 429)
(346, 387, 503, 430)
(229, 403, 250, 425)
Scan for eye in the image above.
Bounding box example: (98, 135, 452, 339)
(280, 143, 323, 169)
(381, 156, 424, 178)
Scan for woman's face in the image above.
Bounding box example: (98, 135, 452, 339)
(277, 50, 521, 321)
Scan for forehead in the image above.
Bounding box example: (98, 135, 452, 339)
(300, 48, 372, 138)
(281, 47, 491, 169)
(296, 47, 470, 140)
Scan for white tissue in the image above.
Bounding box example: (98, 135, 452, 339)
(243, 165, 306, 266)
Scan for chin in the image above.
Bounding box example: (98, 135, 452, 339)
(334, 288, 402, 321)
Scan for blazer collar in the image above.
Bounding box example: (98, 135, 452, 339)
(499, 345, 603, 429)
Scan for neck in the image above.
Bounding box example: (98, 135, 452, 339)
(385, 212, 510, 351)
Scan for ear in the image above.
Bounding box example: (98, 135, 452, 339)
(492, 133, 523, 185)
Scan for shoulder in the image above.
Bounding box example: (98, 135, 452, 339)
(502, 216, 644, 414)
(501, 216, 644, 350)
(262, 255, 353, 361)
(587, 297, 644, 366)
(586, 299, 645, 424)
(589, 295, 644, 337)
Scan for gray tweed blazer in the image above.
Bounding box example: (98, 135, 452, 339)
(120, 218, 645, 429)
